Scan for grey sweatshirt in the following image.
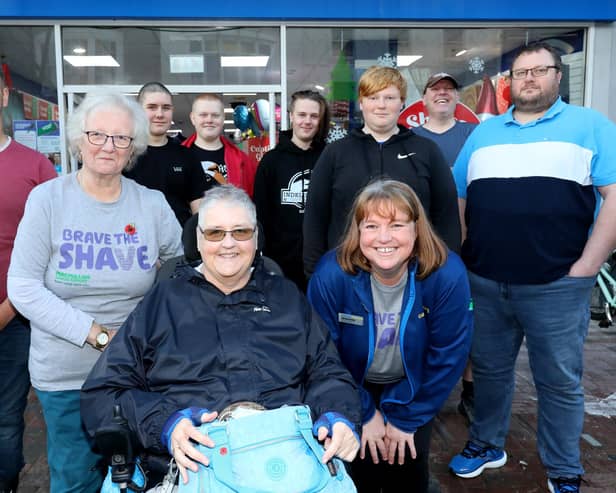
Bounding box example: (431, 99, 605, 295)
(8, 173, 183, 391)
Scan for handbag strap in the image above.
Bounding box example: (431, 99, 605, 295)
(203, 407, 331, 493)
(294, 406, 330, 464)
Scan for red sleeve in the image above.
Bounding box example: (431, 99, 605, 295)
(242, 153, 258, 198)
(37, 154, 58, 183)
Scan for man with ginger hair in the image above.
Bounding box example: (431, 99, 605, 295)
(303, 65, 460, 278)
(182, 93, 257, 198)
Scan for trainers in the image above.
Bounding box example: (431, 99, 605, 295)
(547, 476, 581, 493)
(449, 441, 507, 478)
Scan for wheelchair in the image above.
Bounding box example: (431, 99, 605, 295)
(95, 405, 176, 493)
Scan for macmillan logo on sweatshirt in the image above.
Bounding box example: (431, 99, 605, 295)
(54, 228, 152, 285)
(280, 170, 310, 212)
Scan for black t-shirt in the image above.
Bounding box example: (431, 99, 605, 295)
(124, 141, 212, 226)
(190, 145, 227, 181)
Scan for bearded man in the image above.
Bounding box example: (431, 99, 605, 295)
(448, 41, 616, 493)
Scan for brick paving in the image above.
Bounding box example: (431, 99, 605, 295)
(19, 321, 616, 492)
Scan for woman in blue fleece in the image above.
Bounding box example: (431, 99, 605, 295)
(308, 179, 473, 492)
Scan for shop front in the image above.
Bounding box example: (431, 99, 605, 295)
(0, 2, 614, 173)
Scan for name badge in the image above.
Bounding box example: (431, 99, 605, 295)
(338, 312, 364, 326)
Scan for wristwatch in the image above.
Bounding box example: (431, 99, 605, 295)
(95, 328, 110, 349)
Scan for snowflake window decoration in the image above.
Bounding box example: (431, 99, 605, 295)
(377, 53, 397, 68)
(468, 56, 485, 74)
(326, 125, 348, 144)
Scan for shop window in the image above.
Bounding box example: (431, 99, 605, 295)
(61, 26, 281, 86)
(286, 27, 585, 133)
(0, 26, 61, 173)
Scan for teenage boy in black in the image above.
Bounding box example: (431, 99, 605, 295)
(254, 90, 330, 291)
(125, 82, 212, 226)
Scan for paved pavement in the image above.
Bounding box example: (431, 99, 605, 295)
(18, 321, 616, 492)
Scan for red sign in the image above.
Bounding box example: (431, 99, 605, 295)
(37, 99, 49, 120)
(246, 135, 270, 163)
(22, 93, 33, 119)
(398, 100, 480, 129)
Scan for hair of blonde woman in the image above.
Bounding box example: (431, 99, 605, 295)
(358, 66, 407, 101)
(66, 90, 149, 170)
(337, 179, 447, 280)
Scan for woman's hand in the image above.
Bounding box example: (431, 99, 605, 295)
(385, 421, 416, 465)
(317, 421, 359, 463)
(170, 411, 218, 484)
(360, 410, 387, 464)
(85, 322, 117, 351)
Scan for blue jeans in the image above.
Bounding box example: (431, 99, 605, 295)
(0, 315, 30, 484)
(468, 272, 595, 478)
(35, 389, 104, 493)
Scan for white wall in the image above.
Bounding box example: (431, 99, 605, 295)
(587, 23, 616, 122)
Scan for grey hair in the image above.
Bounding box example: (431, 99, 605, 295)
(66, 90, 149, 171)
(198, 185, 257, 227)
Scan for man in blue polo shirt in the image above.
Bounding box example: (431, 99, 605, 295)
(448, 42, 616, 493)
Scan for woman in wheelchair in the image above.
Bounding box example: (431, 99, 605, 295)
(81, 185, 361, 490)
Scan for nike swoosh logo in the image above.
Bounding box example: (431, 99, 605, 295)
(397, 152, 416, 159)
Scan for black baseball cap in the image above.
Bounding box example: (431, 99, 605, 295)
(423, 73, 459, 93)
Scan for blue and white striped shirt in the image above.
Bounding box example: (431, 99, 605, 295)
(453, 97, 616, 284)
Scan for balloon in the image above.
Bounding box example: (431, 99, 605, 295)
(275, 104, 281, 123)
(247, 104, 257, 128)
(233, 105, 250, 132)
(251, 99, 270, 132)
(248, 111, 262, 137)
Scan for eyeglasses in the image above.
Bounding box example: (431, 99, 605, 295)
(84, 131, 134, 149)
(510, 65, 560, 80)
(198, 225, 256, 242)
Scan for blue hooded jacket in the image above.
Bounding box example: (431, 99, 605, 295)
(308, 249, 473, 433)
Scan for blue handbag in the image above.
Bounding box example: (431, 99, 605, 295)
(179, 405, 357, 493)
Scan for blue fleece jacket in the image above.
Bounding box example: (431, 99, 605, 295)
(308, 250, 473, 433)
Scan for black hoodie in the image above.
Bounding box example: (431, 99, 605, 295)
(303, 126, 461, 277)
(254, 130, 325, 290)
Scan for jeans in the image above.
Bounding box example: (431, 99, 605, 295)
(35, 389, 104, 493)
(468, 271, 595, 478)
(0, 315, 30, 484)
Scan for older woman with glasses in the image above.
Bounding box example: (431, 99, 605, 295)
(7, 91, 182, 493)
(81, 184, 361, 489)
(308, 179, 473, 493)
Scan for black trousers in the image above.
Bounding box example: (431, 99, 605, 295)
(349, 382, 434, 493)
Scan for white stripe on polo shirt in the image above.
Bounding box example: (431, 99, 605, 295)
(466, 141, 593, 186)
